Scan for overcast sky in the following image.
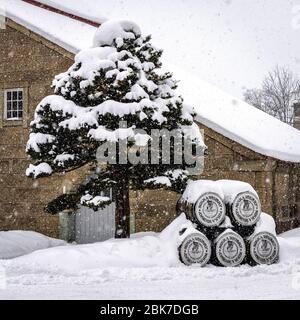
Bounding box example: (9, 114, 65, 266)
(47, 0, 300, 98)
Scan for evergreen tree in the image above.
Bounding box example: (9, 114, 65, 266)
(26, 20, 205, 238)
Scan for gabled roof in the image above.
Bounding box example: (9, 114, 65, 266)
(2, 0, 300, 163)
(171, 65, 300, 163)
(22, 0, 102, 27)
(1, 0, 97, 53)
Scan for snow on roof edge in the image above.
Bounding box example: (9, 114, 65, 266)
(169, 64, 300, 164)
(2, 0, 97, 54)
(5, 11, 79, 54)
(37, 0, 107, 25)
(195, 114, 300, 163)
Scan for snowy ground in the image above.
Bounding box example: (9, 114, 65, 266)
(0, 215, 300, 300)
(0, 230, 65, 259)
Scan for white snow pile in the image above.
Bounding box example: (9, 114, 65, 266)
(216, 179, 258, 203)
(5, 214, 194, 273)
(2, 214, 300, 274)
(0, 231, 66, 259)
(80, 194, 111, 207)
(144, 176, 172, 187)
(181, 179, 258, 204)
(0, 216, 300, 299)
(26, 163, 53, 179)
(93, 20, 141, 47)
(280, 228, 300, 238)
(254, 212, 276, 235)
(144, 169, 189, 188)
(182, 180, 225, 203)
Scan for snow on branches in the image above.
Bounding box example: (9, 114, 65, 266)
(26, 20, 205, 219)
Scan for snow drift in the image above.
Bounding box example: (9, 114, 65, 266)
(0, 214, 300, 300)
(8, 214, 193, 272)
(3, 214, 300, 274)
(0, 230, 66, 259)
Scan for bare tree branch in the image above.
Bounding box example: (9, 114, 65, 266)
(243, 66, 300, 125)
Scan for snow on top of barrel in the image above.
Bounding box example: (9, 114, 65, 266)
(182, 179, 259, 204)
(254, 212, 277, 236)
(216, 179, 258, 204)
(93, 20, 141, 47)
(182, 180, 225, 203)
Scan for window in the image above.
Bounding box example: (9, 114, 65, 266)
(4, 88, 23, 120)
(101, 189, 113, 200)
(0, 85, 28, 128)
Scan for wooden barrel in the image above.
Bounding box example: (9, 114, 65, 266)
(211, 230, 246, 267)
(246, 231, 279, 265)
(229, 191, 261, 227)
(178, 232, 211, 266)
(177, 192, 226, 228)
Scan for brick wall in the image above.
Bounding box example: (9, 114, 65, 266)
(274, 163, 300, 232)
(0, 22, 76, 237)
(130, 189, 180, 233)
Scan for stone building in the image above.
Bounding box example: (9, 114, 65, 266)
(294, 100, 300, 131)
(0, 1, 299, 240)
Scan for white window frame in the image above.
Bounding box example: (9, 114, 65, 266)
(100, 188, 113, 200)
(4, 88, 24, 120)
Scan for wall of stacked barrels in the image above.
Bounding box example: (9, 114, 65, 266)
(177, 180, 280, 267)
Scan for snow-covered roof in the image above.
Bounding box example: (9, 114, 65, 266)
(171, 65, 300, 163)
(2, 0, 300, 163)
(1, 0, 97, 53)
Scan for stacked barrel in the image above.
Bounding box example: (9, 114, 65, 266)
(177, 180, 279, 267)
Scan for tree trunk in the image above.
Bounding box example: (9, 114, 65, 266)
(115, 176, 130, 238)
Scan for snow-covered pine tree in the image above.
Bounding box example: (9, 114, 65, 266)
(26, 20, 205, 238)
